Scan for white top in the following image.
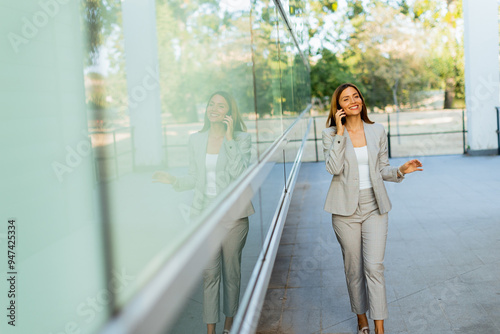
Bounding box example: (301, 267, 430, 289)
(353, 146, 373, 190)
(205, 153, 218, 196)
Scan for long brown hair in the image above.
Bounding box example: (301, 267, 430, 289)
(326, 83, 373, 127)
(200, 91, 247, 133)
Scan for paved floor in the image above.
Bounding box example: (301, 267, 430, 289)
(257, 154, 500, 334)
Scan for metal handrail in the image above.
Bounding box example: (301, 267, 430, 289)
(307, 107, 468, 162)
(386, 109, 468, 156)
(307, 110, 468, 160)
(89, 126, 135, 181)
(496, 107, 500, 155)
(101, 109, 473, 180)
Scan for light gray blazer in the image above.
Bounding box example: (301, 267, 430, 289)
(322, 121, 404, 216)
(173, 130, 255, 219)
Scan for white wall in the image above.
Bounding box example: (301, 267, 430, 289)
(122, 0, 163, 168)
(463, 0, 500, 155)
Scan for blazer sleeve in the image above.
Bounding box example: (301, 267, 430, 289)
(172, 135, 197, 191)
(322, 128, 346, 175)
(378, 126, 404, 183)
(223, 132, 251, 179)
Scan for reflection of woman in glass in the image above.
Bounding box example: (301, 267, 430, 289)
(322, 83, 423, 334)
(153, 91, 254, 334)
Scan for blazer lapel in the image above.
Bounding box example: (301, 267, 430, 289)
(198, 131, 209, 186)
(214, 136, 230, 193)
(216, 137, 227, 172)
(343, 128, 357, 170)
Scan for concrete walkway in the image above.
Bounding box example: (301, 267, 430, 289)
(257, 154, 500, 334)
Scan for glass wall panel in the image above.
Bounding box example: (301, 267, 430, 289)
(257, 141, 288, 238)
(284, 118, 308, 185)
(289, 0, 309, 53)
(278, 16, 297, 131)
(252, 0, 283, 158)
(0, 2, 108, 334)
(97, 0, 260, 308)
(294, 53, 311, 113)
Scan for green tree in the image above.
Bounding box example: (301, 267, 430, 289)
(310, 49, 358, 100)
(308, 0, 464, 112)
(341, 2, 429, 111)
(408, 0, 464, 108)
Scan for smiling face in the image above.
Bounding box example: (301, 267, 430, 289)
(207, 94, 230, 123)
(338, 86, 363, 117)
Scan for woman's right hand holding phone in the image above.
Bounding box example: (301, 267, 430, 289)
(335, 109, 346, 136)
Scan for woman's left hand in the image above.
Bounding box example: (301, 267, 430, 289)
(223, 115, 234, 141)
(400, 159, 423, 174)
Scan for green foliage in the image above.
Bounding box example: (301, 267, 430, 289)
(309, 0, 465, 111)
(399, 0, 410, 15)
(155, 0, 258, 122)
(81, 0, 123, 67)
(323, 0, 338, 13)
(347, 0, 365, 19)
(310, 49, 357, 99)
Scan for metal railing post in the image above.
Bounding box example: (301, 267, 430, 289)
(496, 107, 500, 155)
(387, 113, 391, 158)
(313, 117, 319, 162)
(462, 109, 467, 154)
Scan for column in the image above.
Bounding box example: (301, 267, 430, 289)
(122, 0, 163, 168)
(463, 0, 500, 155)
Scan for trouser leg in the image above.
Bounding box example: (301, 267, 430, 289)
(332, 214, 368, 315)
(362, 211, 388, 320)
(203, 249, 222, 324)
(221, 217, 249, 317)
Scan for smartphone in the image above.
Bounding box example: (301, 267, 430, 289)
(224, 113, 232, 128)
(339, 109, 346, 125)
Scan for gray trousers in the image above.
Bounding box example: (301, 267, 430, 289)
(203, 217, 249, 324)
(332, 187, 389, 320)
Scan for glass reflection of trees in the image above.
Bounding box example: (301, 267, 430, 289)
(81, 0, 311, 130)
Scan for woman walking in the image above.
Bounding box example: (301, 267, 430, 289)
(322, 83, 423, 334)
